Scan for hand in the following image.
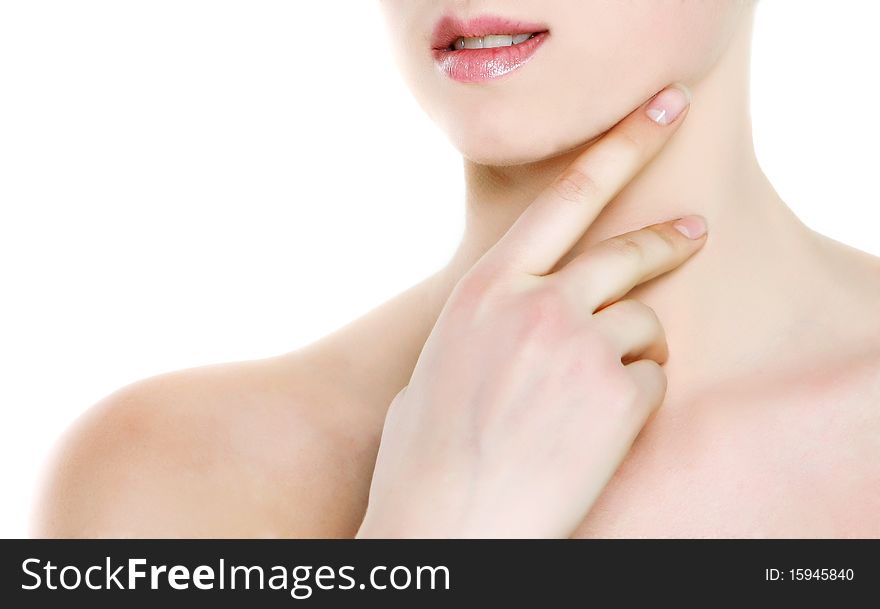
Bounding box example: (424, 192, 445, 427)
(358, 84, 703, 538)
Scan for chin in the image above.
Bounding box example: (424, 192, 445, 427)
(442, 104, 599, 167)
(454, 136, 562, 167)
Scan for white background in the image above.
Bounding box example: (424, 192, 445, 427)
(1, 1, 878, 538)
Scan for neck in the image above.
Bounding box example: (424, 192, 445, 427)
(431, 10, 819, 399)
(317, 10, 828, 416)
(455, 8, 764, 263)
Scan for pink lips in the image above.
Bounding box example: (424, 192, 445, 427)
(430, 15, 549, 84)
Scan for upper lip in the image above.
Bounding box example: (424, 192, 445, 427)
(430, 14, 549, 51)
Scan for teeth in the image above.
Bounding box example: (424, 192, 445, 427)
(482, 34, 513, 48)
(452, 32, 535, 50)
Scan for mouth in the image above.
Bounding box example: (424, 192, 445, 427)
(430, 14, 550, 84)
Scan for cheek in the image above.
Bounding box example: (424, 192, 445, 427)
(552, 0, 741, 88)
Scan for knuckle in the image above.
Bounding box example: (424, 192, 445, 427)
(557, 328, 620, 384)
(550, 167, 601, 203)
(645, 223, 679, 250)
(634, 361, 667, 407)
(451, 267, 502, 314)
(588, 324, 624, 361)
(654, 363, 669, 393)
(605, 367, 644, 415)
(568, 256, 603, 287)
(606, 235, 645, 262)
(603, 360, 667, 418)
(518, 286, 570, 340)
(630, 299, 661, 326)
(563, 349, 594, 380)
(608, 298, 658, 327)
(613, 127, 644, 156)
(643, 364, 668, 406)
(580, 324, 624, 368)
(601, 299, 669, 363)
(455, 271, 490, 301)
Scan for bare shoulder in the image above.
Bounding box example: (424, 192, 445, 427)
(32, 350, 380, 538)
(817, 276, 880, 533)
(810, 228, 880, 302)
(756, 230, 880, 533)
(809, 230, 880, 388)
(816, 232, 880, 447)
(839, 349, 880, 534)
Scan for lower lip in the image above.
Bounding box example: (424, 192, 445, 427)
(432, 32, 549, 84)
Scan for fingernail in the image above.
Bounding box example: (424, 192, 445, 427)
(645, 84, 691, 126)
(672, 215, 707, 239)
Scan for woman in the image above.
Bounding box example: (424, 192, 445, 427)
(34, 1, 880, 537)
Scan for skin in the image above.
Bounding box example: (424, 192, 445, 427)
(33, 0, 880, 538)
(358, 88, 708, 538)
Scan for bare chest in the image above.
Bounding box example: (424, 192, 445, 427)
(572, 375, 880, 538)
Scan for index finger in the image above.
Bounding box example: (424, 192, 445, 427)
(487, 83, 692, 276)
